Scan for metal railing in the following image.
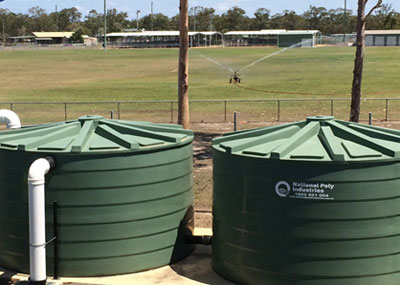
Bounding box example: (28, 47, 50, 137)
(1, 98, 399, 125)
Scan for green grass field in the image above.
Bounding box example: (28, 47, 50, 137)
(1, 46, 400, 210)
(1, 46, 400, 124)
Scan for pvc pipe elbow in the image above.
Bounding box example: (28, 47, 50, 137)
(0, 109, 21, 129)
(28, 157, 56, 185)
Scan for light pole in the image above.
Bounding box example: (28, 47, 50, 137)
(104, 0, 107, 52)
(136, 10, 141, 30)
(151, 2, 154, 31)
(193, 7, 197, 32)
(1, 16, 4, 48)
(0, 0, 5, 47)
(55, 4, 58, 32)
(343, 0, 347, 43)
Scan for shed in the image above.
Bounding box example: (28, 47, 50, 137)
(224, 30, 320, 48)
(365, 30, 400, 46)
(278, 30, 319, 47)
(106, 31, 223, 48)
(33, 32, 74, 45)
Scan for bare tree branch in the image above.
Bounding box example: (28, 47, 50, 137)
(365, 0, 383, 20)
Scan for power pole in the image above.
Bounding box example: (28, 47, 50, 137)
(104, 0, 107, 53)
(178, 0, 189, 129)
(151, 2, 154, 31)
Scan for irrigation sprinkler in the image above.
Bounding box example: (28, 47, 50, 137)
(229, 72, 241, 84)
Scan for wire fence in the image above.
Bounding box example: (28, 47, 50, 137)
(0, 98, 399, 126)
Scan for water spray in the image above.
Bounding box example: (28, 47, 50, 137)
(196, 38, 313, 85)
(238, 39, 312, 73)
(199, 54, 234, 73)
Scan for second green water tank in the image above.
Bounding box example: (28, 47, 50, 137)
(0, 116, 194, 276)
(212, 116, 400, 284)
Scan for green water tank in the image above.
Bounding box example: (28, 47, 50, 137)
(212, 116, 400, 285)
(0, 115, 194, 276)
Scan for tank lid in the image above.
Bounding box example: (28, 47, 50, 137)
(213, 116, 400, 162)
(0, 116, 193, 153)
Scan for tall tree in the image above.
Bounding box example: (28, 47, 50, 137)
(303, 6, 328, 30)
(189, 7, 215, 31)
(270, 10, 306, 30)
(140, 13, 172, 30)
(57, 7, 81, 31)
(84, 10, 103, 36)
(350, 0, 383, 122)
(367, 4, 397, 29)
(28, 6, 55, 32)
(106, 8, 129, 33)
(252, 8, 271, 30)
(216, 6, 249, 32)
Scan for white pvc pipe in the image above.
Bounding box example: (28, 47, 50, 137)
(0, 109, 21, 129)
(28, 157, 55, 283)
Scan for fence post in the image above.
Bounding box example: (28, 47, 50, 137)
(110, 110, 114, 119)
(234, 111, 237, 131)
(369, 112, 372, 125)
(64, 103, 67, 121)
(117, 102, 121, 120)
(277, 100, 281, 122)
(331, 100, 334, 116)
(385, 99, 389, 121)
(170, 101, 173, 123)
(10, 103, 13, 111)
(224, 101, 227, 122)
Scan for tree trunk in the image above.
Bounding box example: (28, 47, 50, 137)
(350, 0, 382, 122)
(350, 0, 366, 122)
(178, 0, 190, 129)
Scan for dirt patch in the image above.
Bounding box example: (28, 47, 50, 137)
(192, 132, 220, 217)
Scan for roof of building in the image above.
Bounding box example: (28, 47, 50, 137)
(9, 36, 35, 39)
(225, 31, 279, 36)
(224, 30, 319, 36)
(106, 31, 222, 37)
(33, 32, 74, 39)
(365, 30, 400, 35)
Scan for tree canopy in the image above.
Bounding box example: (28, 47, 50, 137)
(1, 5, 400, 39)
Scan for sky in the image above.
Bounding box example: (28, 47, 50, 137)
(1, 0, 399, 19)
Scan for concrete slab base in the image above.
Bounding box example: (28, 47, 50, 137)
(1, 228, 234, 285)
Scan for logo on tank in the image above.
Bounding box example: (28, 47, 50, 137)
(275, 181, 335, 200)
(275, 181, 291, 197)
